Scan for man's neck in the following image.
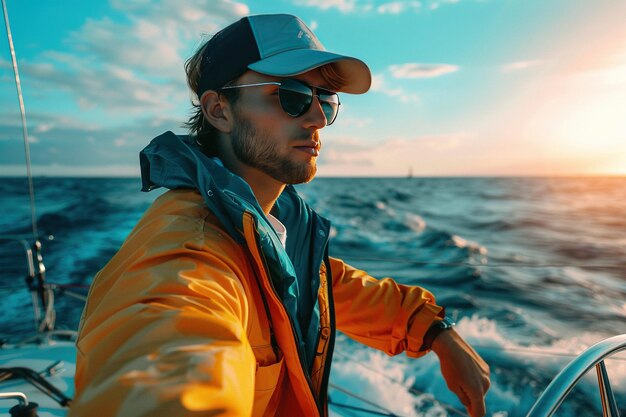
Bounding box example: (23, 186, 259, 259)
(215, 154, 284, 215)
(240, 169, 285, 215)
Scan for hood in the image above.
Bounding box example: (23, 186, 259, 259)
(140, 131, 264, 243)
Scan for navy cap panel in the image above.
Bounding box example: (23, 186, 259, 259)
(197, 17, 261, 95)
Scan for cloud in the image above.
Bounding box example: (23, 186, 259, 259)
(378, 133, 469, 152)
(427, 0, 461, 10)
(109, 0, 248, 31)
(0, 111, 184, 169)
(114, 138, 127, 147)
(389, 63, 459, 79)
(370, 74, 419, 103)
(21, 60, 179, 113)
(377, 2, 422, 14)
(21, 58, 174, 113)
(34, 123, 54, 133)
(336, 117, 373, 128)
(501, 60, 543, 73)
(317, 136, 376, 167)
(417, 133, 469, 151)
(293, 0, 357, 12)
(294, 0, 465, 14)
(317, 132, 474, 176)
(0, 164, 141, 177)
(22, 0, 249, 115)
(585, 63, 626, 86)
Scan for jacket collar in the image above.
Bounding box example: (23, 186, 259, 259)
(139, 131, 331, 369)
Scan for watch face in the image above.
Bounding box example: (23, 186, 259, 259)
(441, 317, 455, 329)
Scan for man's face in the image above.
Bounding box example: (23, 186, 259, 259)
(226, 69, 330, 185)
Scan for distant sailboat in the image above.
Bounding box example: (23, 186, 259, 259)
(407, 166, 413, 178)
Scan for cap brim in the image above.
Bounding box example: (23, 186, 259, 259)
(248, 49, 371, 94)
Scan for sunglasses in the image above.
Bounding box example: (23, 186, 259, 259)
(220, 78, 340, 125)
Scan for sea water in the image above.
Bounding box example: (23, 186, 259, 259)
(1, 176, 625, 416)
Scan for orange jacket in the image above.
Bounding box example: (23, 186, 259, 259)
(70, 132, 444, 416)
(70, 189, 443, 417)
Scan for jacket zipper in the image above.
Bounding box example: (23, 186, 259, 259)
(317, 245, 336, 417)
(245, 213, 323, 416)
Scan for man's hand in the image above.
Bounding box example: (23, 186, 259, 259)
(431, 328, 490, 417)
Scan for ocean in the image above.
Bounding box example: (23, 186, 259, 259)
(1, 176, 625, 416)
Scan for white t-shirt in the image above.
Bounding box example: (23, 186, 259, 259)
(267, 213, 287, 248)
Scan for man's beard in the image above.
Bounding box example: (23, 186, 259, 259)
(231, 114, 318, 185)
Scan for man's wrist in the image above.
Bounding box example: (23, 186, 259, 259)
(419, 316, 455, 352)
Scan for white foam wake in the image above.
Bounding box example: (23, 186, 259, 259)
(330, 315, 625, 416)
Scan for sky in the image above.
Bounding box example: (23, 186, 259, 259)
(1, 0, 625, 177)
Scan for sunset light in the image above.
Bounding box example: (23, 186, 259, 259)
(1, 0, 625, 177)
(2, 3, 626, 417)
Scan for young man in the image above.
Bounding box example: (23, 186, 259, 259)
(70, 14, 490, 417)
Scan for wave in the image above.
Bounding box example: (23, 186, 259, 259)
(459, 217, 548, 232)
(331, 315, 626, 417)
(3, 177, 626, 415)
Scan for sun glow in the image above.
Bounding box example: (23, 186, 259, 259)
(519, 52, 626, 175)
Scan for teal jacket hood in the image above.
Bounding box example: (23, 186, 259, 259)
(139, 131, 330, 370)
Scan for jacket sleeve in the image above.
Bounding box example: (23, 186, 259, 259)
(329, 256, 444, 358)
(71, 242, 256, 417)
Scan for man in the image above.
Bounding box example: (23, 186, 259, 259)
(70, 14, 490, 417)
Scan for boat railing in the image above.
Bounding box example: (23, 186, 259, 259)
(0, 235, 36, 279)
(0, 235, 56, 333)
(526, 333, 626, 417)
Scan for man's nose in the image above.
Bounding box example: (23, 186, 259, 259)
(302, 95, 327, 129)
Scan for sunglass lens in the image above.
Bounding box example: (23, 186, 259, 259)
(278, 79, 340, 125)
(318, 93, 340, 125)
(278, 79, 313, 117)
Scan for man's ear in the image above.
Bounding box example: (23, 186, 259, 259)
(200, 91, 233, 133)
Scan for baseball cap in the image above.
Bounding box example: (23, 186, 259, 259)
(197, 14, 371, 96)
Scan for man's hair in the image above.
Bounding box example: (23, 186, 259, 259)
(184, 36, 345, 156)
(183, 40, 239, 157)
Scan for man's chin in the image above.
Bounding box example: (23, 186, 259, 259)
(276, 163, 317, 185)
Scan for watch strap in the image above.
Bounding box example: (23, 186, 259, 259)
(419, 316, 455, 351)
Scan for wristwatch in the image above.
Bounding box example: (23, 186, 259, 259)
(419, 316, 455, 351)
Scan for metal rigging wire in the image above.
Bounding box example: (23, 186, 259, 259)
(1, 0, 38, 243)
(2, 0, 54, 333)
(333, 254, 626, 270)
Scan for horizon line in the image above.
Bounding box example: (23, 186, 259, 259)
(1, 173, 626, 179)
